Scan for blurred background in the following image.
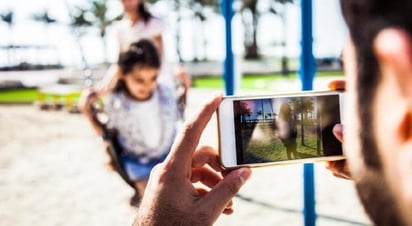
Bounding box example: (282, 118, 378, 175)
(0, 0, 371, 226)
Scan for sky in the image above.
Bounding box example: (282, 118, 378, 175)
(0, 0, 347, 67)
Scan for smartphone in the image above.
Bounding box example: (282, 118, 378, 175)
(217, 91, 345, 168)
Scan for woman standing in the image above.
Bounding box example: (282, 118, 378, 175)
(115, 0, 164, 56)
(97, 0, 190, 95)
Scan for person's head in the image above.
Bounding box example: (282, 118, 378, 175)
(340, 0, 412, 225)
(117, 39, 160, 101)
(120, 0, 152, 22)
(279, 102, 292, 120)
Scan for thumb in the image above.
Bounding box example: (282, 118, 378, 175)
(333, 124, 343, 143)
(200, 168, 252, 217)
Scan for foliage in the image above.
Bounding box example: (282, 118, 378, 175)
(71, 8, 93, 28)
(70, 0, 122, 38)
(290, 97, 314, 120)
(32, 10, 57, 24)
(89, 0, 123, 38)
(239, 0, 294, 59)
(0, 10, 14, 27)
(69, 0, 122, 63)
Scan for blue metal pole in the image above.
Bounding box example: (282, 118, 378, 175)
(299, 0, 317, 226)
(221, 0, 235, 95)
(299, 0, 316, 91)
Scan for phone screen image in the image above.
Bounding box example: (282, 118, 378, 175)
(233, 94, 342, 165)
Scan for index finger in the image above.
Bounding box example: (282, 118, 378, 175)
(165, 93, 223, 173)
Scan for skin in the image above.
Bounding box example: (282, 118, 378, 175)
(119, 0, 164, 57)
(369, 29, 412, 225)
(120, 0, 141, 17)
(125, 65, 160, 198)
(132, 28, 412, 224)
(336, 28, 412, 225)
(134, 94, 252, 226)
(122, 66, 158, 101)
(80, 67, 160, 199)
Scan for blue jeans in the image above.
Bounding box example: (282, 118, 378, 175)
(121, 153, 168, 181)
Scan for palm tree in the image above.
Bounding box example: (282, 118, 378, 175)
(32, 10, 57, 45)
(32, 10, 58, 66)
(89, 0, 122, 63)
(239, 0, 293, 59)
(189, 0, 219, 61)
(69, 7, 94, 68)
(32, 10, 57, 25)
(151, 0, 218, 62)
(1, 10, 14, 66)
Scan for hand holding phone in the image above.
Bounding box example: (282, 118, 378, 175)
(217, 91, 345, 168)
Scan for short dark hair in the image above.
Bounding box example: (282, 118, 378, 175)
(340, 0, 412, 170)
(118, 39, 160, 75)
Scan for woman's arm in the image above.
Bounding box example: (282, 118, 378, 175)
(94, 64, 121, 96)
(153, 35, 164, 60)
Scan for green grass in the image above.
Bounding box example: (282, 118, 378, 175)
(241, 123, 323, 163)
(0, 89, 81, 104)
(0, 89, 39, 103)
(0, 70, 343, 103)
(193, 71, 343, 90)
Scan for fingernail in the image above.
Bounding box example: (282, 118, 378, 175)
(238, 168, 252, 184)
(213, 91, 223, 98)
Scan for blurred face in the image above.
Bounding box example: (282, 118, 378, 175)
(344, 31, 412, 225)
(122, 67, 158, 101)
(120, 0, 140, 14)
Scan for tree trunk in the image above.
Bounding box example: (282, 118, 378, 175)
(7, 25, 12, 67)
(300, 99, 305, 145)
(242, 0, 260, 60)
(175, 1, 183, 63)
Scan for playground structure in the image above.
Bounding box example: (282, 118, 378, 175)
(221, 0, 317, 225)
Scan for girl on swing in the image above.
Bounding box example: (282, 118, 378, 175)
(81, 39, 188, 206)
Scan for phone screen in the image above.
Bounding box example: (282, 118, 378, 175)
(233, 94, 342, 164)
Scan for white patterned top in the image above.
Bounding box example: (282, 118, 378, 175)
(104, 83, 180, 162)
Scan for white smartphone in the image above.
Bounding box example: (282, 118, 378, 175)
(217, 91, 345, 168)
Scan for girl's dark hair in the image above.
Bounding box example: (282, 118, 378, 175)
(138, 1, 152, 23)
(118, 39, 160, 75)
(115, 39, 160, 92)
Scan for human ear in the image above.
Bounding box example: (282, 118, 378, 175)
(374, 28, 412, 141)
(374, 28, 412, 102)
(374, 28, 412, 209)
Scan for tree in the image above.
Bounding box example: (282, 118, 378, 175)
(89, 0, 123, 63)
(32, 10, 57, 25)
(69, 0, 122, 64)
(68, 7, 94, 68)
(32, 10, 58, 65)
(154, 0, 218, 62)
(239, 0, 293, 59)
(188, 0, 219, 61)
(1, 10, 14, 66)
(236, 101, 252, 123)
(290, 97, 313, 145)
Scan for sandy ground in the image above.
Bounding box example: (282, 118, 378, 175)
(0, 88, 372, 226)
